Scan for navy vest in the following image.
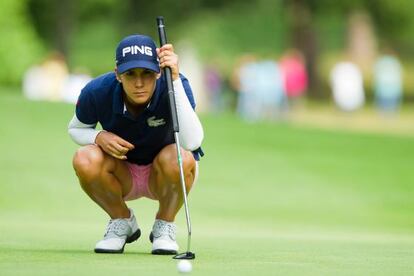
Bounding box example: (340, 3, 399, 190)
(76, 72, 203, 165)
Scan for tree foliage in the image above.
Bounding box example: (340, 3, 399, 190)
(0, 0, 44, 85)
(2, 0, 414, 85)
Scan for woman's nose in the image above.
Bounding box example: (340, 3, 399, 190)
(135, 76, 143, 87)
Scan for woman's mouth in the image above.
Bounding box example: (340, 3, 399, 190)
(133, 91, 146, 96)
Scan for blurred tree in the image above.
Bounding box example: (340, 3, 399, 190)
(284, 0, 320, 97)
(0, 0, 44, 85)
(27, 0, 255, 57)
(173, 0, 287, 75)
(21, 0, 414, 94)
(28, 0, 74, 56)
(363, 0, 414, 52)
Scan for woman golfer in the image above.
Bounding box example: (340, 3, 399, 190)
(68, 34, 204, 254)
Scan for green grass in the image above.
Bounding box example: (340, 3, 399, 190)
(1, 91, 414, 275)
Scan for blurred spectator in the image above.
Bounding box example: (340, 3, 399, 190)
(238, 59, 259, 121)
(373, 53, 402, 113)
(330, 62, 365, 111)
(23, 52, 68, 101)
(232, 55, 287, 121)
(280, 49, 308, 102)
(231, 54, 257, 121)
(177, 42, 208, 112)
(255, 60, 286, 119)
(347, 12, 377, 75)
(61, 68, 93, 104)
(222, 74, 238, 113)
(204, 64, 223, 112)
(23, 52, 92, 104)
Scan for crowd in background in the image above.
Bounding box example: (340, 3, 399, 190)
(22, 47, 403, 124)
(197, 50, 403, 122)
(230, 50, 307, 121)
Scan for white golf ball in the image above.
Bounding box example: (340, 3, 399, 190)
(177, 260, 192, 273)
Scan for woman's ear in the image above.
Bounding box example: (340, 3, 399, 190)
(156, 72, 161, 79)
(114, 67, 122, 83)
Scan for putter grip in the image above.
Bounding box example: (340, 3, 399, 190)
(157, 16, 179, 132)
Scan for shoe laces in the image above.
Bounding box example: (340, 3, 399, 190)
(153, 220, 176, 240)
(104, 219, 129, 238)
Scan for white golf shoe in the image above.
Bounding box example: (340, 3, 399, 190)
(150, 219, 179, 255)
(94, 208, 141, 253)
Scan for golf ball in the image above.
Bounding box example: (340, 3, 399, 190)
(177, 260, 192, 273)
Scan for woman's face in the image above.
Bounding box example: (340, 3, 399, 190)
(117, 68, 160, 106)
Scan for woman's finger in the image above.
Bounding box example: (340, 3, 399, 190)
(158, 50, 173, 59)
(160, 44, 174, 52)
(112, 153, 127, 160)
(112, 142, 129, 155)
(117, 138, 135, 150)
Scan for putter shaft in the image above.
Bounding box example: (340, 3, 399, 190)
(174, 133, 192, 253)
(157, 16, 195, 259)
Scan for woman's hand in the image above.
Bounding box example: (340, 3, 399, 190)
(95, 131, 135, 160)
(157, 44, 179, 81)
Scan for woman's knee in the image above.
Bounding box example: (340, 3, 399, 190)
(72, 145, 106, 180)
(154, 144, 195, 182)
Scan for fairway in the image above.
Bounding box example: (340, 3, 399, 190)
(1, 92, 414, 275)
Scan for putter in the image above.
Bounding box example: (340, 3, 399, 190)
(156, 16, 195, 260)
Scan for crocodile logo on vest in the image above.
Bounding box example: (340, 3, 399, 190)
(147, 116, 166, 127)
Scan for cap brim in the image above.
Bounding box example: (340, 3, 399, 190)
(118, 60, 160, 74)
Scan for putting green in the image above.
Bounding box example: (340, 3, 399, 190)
(1, 92, 414, 275)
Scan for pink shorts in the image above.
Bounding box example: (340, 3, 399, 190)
(124, 163, 157, 201)
(123, 162, 199, 201)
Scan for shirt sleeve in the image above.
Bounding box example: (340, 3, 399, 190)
(173, 78, 204, 151)
(68, 114, 102, 145)
(75, 86, 98, 125)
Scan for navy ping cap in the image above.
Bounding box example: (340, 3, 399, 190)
(115, 34, 160, 74)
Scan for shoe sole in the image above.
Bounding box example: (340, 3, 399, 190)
(151, 249, 178, 255)
(149, 232, 177, 255)
(126, 229, 141, 243)
(94, 229, 141, 254)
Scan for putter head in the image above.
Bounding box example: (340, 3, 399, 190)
(173, 251, 195, 260)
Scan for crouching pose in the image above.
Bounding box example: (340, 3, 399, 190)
(68, 34, 204, 254)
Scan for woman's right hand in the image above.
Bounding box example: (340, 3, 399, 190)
(95, 131, 135, 160)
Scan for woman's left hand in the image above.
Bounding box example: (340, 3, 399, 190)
(157, 44, 179, 81)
